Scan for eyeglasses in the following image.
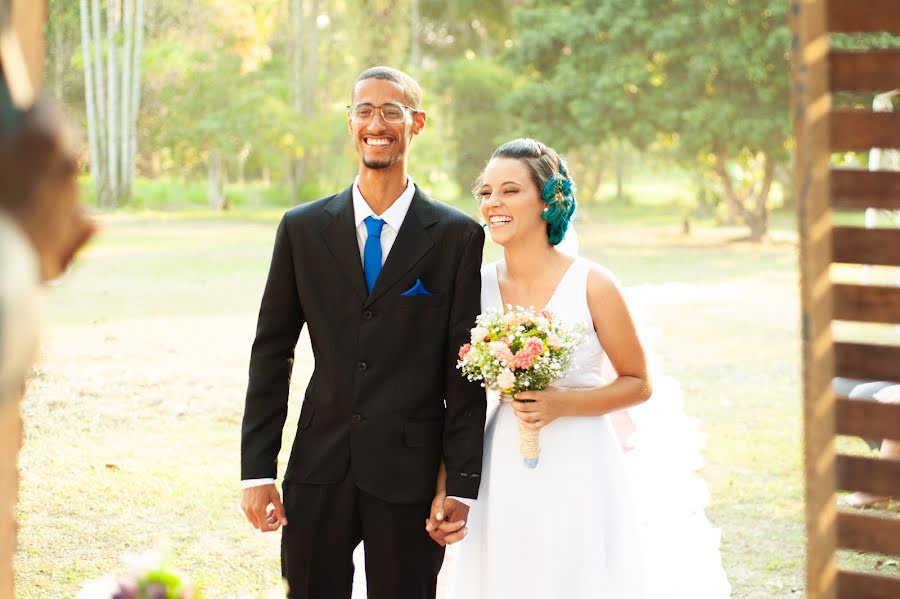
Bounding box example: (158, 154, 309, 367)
(347, 102, 418, 124)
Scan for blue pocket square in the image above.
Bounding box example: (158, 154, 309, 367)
(401, 279, 433, 297)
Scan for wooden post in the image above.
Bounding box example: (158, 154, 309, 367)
(0, 4, 45, 598)
(791, 0, 838, 597)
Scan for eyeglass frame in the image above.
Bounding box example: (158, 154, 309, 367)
(346, 102, 421, 123)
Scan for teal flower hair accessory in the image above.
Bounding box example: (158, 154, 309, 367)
(540, 158, 576, 245)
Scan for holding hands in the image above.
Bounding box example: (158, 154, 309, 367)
(426, 493, 469, 546)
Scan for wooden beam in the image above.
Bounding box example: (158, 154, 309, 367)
(833, 283, 900, 324)
(831, 111, 900, 152)
(793, 0, 838, 596)
(9, 0, 45, 92)
(836, 455, 900, 496)
(837, 570, 900, 599)
(828, 0, 900, 33)
(837, 511, 900, 556)
(836, 398, 900, 442)
(832, 169, 900, 211)
(833, 226, 900, 267)
(830, 50, 900, 92)
(835, 342, 900, 382)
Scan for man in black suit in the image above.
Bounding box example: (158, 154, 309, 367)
(240, 66, 486, 599)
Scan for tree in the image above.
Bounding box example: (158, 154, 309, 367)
(505, 0, 791, 240)
(78, 0, 145, 207)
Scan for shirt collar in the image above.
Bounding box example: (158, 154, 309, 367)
(352, 176, 416, 231)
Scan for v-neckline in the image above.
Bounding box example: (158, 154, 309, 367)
(494, 258, 579, 312)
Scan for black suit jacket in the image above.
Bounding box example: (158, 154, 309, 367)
(241, 185, 486, 503)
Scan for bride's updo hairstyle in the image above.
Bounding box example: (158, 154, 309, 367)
(477, 138, 576, 246)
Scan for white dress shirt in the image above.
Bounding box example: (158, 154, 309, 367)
(242, 179, 471, 505)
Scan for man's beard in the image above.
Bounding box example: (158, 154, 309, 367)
(363, 157, 392, 170)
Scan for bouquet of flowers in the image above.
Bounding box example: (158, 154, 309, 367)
(76, 551, 199, 599)
(76, 550, 288, 598)
(457, 305, 583, 468)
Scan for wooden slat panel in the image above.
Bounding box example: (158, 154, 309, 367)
(794, 2, 838, 596)
(836, 455, 900, 496)
(831, 111, 900, 152)
(837, 570, 900, 599)
(833, 283, 900, 324)
(837, 511, 900, 555)
(833, 227, 900, 267)
(828, 0, 900, 33)
(835, 342, 900, 382)
(836, 398, 900, 441)
(830, 50, 900, 92)
(832, 169, 900, 211)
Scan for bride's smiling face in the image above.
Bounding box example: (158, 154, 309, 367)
(479, 157, 547, 247)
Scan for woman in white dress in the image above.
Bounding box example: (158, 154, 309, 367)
(432, 138, 652, 599)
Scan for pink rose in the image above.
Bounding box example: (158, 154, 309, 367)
(458, 343, 472, 360)
(470, 326, 489, 344)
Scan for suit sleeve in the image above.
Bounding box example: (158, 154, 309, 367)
(241, 214, 305, 480)
(442, 223, 487, 499)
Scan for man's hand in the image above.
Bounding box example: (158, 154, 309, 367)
(241, 484, 287, 532)
(425, 494, 469, 546)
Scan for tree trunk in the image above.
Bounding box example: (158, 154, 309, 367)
(79, 0, 101, 193)
(120, 0, 134, 205)
(305, 0, 319, 108)
(410, 0, 420, 70)
(207, 149, 228, 211)
(712, 147, 774, 241)
(288, 0, 304, 201)
(90, 0, 109, 206)
(615, 139, 627, 204)
(105, 0, 119, 205)
(51, 18, 64, 100)
(748, 152, 776, 241)
(290, 0, 303, 114)
(128, 0, 144, 195)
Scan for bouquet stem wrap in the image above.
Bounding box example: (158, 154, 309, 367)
(500, 394, 540, 468)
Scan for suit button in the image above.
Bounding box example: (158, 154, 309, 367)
(357, 361, 368, 372)
(351, 413, 362, 424)
(362, 310, 373, 320)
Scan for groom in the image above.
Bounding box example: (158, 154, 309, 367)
(240, 66, 486, 599)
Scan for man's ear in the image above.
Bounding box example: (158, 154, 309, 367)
(412, 111, 427, 135)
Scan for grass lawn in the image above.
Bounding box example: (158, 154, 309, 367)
(14, 189, 898, 597)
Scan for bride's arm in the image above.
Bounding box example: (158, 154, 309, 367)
(513, 265, 651, 428)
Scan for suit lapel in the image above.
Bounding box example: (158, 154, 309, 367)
(365, 188, 439, 307)
(321, 186, 368, 302)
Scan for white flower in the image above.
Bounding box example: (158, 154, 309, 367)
(470, 326, 489, 343)
(76, 577, 120, 599)
(496, 368, 516, 392)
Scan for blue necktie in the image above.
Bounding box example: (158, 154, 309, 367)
(363, 216, 385, 294)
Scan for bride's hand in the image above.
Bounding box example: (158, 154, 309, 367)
(512, 388, 569, 430)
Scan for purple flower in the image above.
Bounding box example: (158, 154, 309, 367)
(145, 583, 168, 599)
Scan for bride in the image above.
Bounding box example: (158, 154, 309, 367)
(429, 137, 652, 598)
(350, 138, 732, 598)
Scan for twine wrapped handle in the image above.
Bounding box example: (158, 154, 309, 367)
(500, 394, 540, 468)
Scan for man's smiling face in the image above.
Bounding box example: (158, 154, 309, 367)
(349, 77, 424, 171)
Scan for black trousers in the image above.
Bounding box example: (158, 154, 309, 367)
(281, 478, 445, 599)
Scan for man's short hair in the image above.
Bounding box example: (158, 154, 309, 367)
(352, 66, 423, 109)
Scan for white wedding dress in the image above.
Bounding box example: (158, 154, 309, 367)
(446, 257, 648, 599)
(351, 248, 732, 599)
